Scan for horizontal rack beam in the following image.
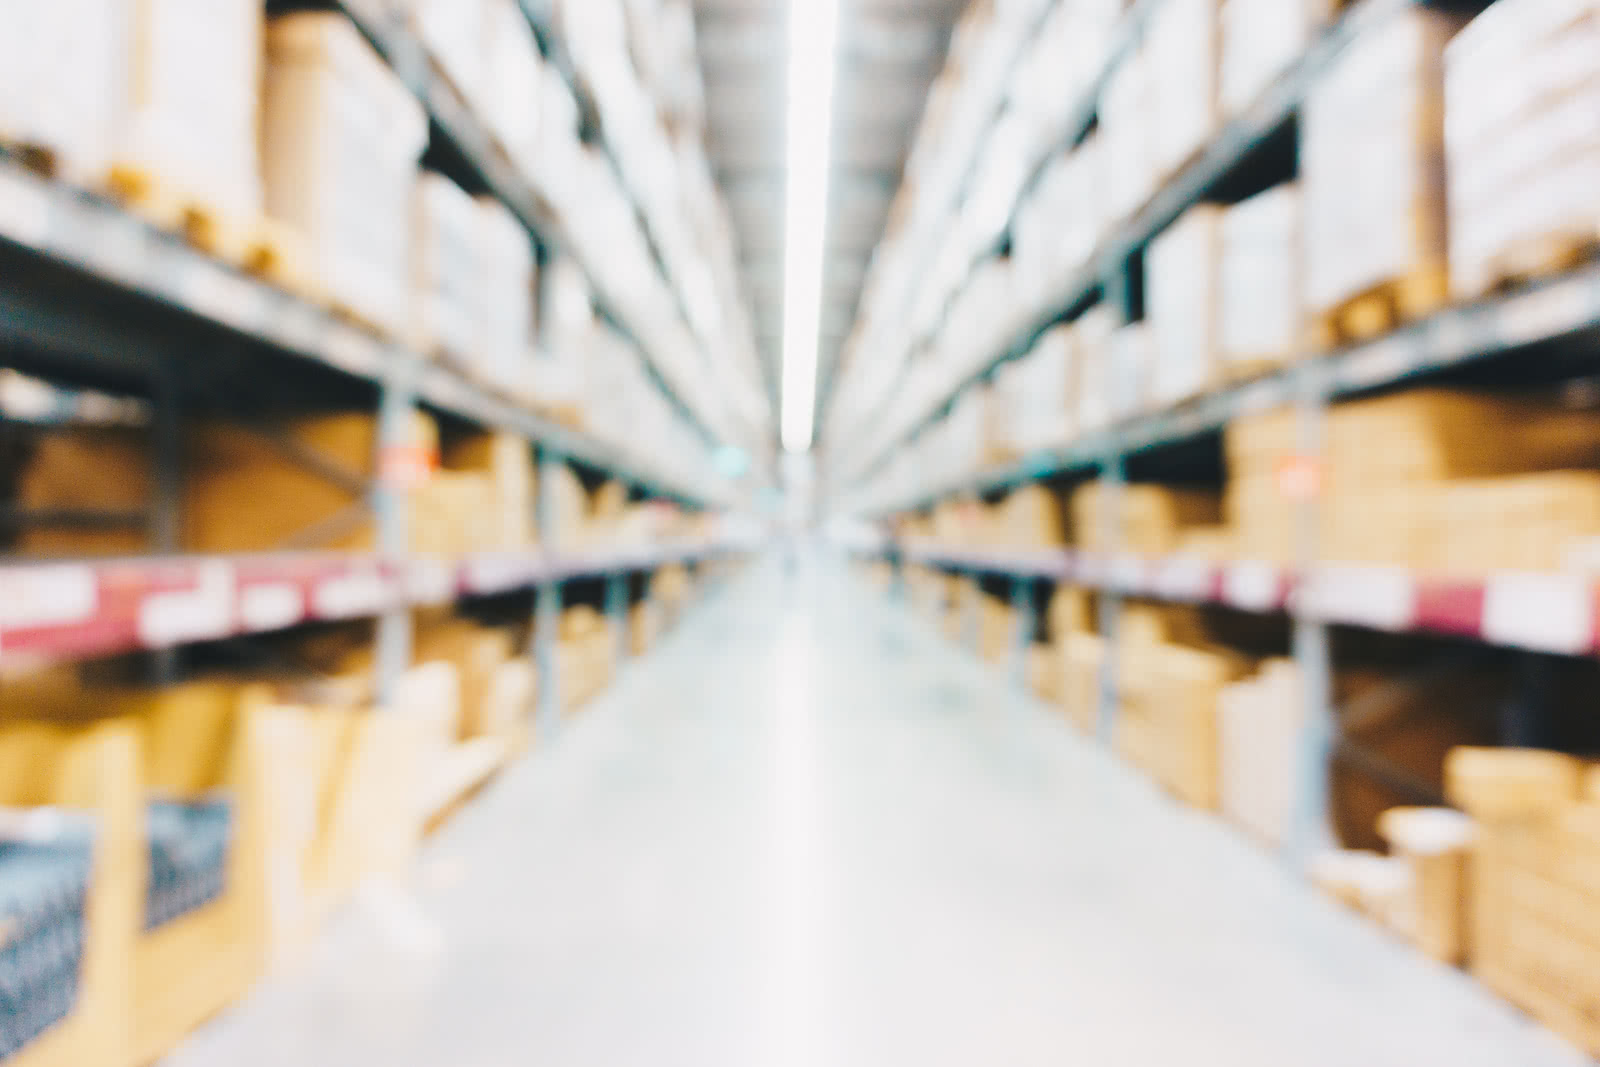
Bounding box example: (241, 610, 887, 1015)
(0, 541, 745, 664)
(0, 155, 721, 508)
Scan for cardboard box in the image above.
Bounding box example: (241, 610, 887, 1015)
(1147, 0, 1222, 179)
(1147, 204, 1224, 405)
(411, 172, 481, 361)
(1219, 185, 1302, 374)
(264, 13, 427, 337)
(1219, 659, 1303, 845)
(443, 431, 537, 550)
(1378, 806, 1477, 964)
(14, 427, 152, 557)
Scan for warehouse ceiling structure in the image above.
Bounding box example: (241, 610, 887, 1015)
(690, 0, 965, 451)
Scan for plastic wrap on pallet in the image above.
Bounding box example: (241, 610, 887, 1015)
(1218, 185, 1302, 374)
(1301, 7, 1463, 314)
(412, 173, 481, 363)
(264, 13, 426, 339)
(1147, 204, 1224, 407)
(484, 0, 546, 171)
(1147, 0, 1223, 180)
(0, 1, 128, 183)
(1219, 0, 1331, 117)
(1445, 3, 1600, 299)
(476, 195, 536, 392)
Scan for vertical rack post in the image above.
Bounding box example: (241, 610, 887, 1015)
(1288, 360, 1336, 864)
(605, 568, 629, 669)
(535, 443, 565, 734)
(1095, 258, 1135, 745)
(1011, 575, 1035, 689)
(374, 351, 421, 707)
(148, 358, 183, 684)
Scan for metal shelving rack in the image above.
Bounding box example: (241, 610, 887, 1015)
(0, 7, 754, 719)
(844, 0, 1600, 864)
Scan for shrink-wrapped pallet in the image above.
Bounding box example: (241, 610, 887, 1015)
(264, 14, 427, 339)
(1146, 0, 1222, 180)
(412, 173, 481, 363)
(476, 196, 536, 391)
(0, 0, 264, 218)
(1098, 44, 1155, 226)
(406, 0, 491, 115)
(1445, 0, 1600, 299)
(1218, 185, 1302, 375)
(1147, 204, 1224, 406)
(1219, 0, 1331, 116)
(1301, 7, 1464, 317)
(486, 0, 545, 173)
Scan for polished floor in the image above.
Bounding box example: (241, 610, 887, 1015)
(166, 558, 1587, 1066)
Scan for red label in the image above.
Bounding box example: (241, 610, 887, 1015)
(378, 444, 437, 489)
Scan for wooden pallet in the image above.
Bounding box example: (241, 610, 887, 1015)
(1306, 263, 1451, 351)
(1481, 229, 1600, 295)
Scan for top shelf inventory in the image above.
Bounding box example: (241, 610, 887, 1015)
(829, 0, 1600, 516)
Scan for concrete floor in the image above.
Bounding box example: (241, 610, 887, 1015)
(165, 558, 1588, 1066)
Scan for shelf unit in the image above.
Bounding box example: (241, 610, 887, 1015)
(843, 0, 1600, 875)
(0, 6, 758, 729)
(332, 0, 730, 451)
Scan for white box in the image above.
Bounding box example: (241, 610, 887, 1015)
(411, 173, 480, 361)
(1147, 0, 1222, 178)
(484, 0, 545, 166)
(1220, 0, 1330, 117)
(264, 13, 428, 338)
(1147, 204, 1224, 406)
(407, 0, 491, 115)
(1219, 185, 1301, 371)
(477, 196, 535, 389)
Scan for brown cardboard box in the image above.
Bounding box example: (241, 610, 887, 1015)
(1378, 806, 1476, 964)
(14, 428, 152, 556)
(443, 431, 536, 549)
(995, 484, 1066, 547)
(1073, 481, 1223, 554)
(1061, 632, 1105, 733)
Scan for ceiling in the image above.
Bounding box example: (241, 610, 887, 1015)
(690, 0, 965, 438)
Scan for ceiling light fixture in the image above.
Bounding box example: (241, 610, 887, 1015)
(779, 0, 841, 454)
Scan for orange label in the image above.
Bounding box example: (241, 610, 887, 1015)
(378, 444, 437, 489)
(1275, 454, 1323, 500)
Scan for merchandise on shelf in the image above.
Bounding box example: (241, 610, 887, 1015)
(1300, 7, 1465, 324)
(1444, 0, 1600, 301)
(1219, 0, 1332, 118)
(484, 0, 546, 171)
(1445, 747, 1600, 1053)
(1011, 138, 1103, 311)
(1374, 806, 1476, 965)
(1107, 322, 1154, 423)
(1218, 184, 1303, 375)
(1073, 305, 1119, 434)
(1060, 630, 1105, 733)
(0, 0, 264, 217)
(1146, 0, 1222, 182)
(411, 172, 482, 363)
(406, 0, 492, 116)
(441, 432, 538, 550)
(1098, 40, 1155, 226)
(476, 195, 537, 391)
(263, 13, 427, 339)
(12, 426, 152, 557)
(1072, 481, 1223, 555)
(989, 326, 1078, 457)
(1147, 204, 1225, 407)
(1217, 658, 1304, 846)
(1225, 390, 1600, 569)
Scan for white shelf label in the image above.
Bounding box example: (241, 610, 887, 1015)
(465, 555, 533, 594)
(312, 568, 394, 618)
(1109, 554, 1147, 593)
(138, 562, 234, 647)
(1152, 556, 1214, 602)
(1482, 573, 1593, 654)
(1499, 277, 1591, 347)
(0, 170, 51, 247)
(1223, 562, 1283, 613)
(97, 214, 147, 282)
(1299, 566, 1415, 630)
(0, 565, 98, 630)
(238, 583, 303, 632)
(405, 559, 458, 604)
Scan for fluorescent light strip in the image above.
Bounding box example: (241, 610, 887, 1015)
(779, 0, 842, 454)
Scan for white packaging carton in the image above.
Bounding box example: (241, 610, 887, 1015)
(485, 0, 546, 169)
(407, 0, 492, 116)
(1147, 204, 1224, 406)
(1220, 0, 1331, 117)
(1219, 185, 1302, 373)
(412, 173, 481, 362)
(477, 196, 536, 391)
(264, 13, 427, 338)
(1147, 0, 1222, 179)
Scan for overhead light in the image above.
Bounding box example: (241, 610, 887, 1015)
(779, 0, 841, 454)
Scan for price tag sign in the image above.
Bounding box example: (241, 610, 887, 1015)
(0, 565, 98, 630)
(312, 567, 395, 619)
(1223, 561, 1283, 613)
(138, 562, 235, 647)
(0, 169, 52, 247)
(237, 583, 304, 632)
(1299, 565, 1414, 630)
(1152, 556, 1215, 602)
(1108, 554, 1147, 593)
(1482, 573, 1594, 654)
(377, 444, 437, 490)
(405, 558, 458, 604)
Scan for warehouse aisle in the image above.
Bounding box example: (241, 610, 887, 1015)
(166, 559, 1585, 1067)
